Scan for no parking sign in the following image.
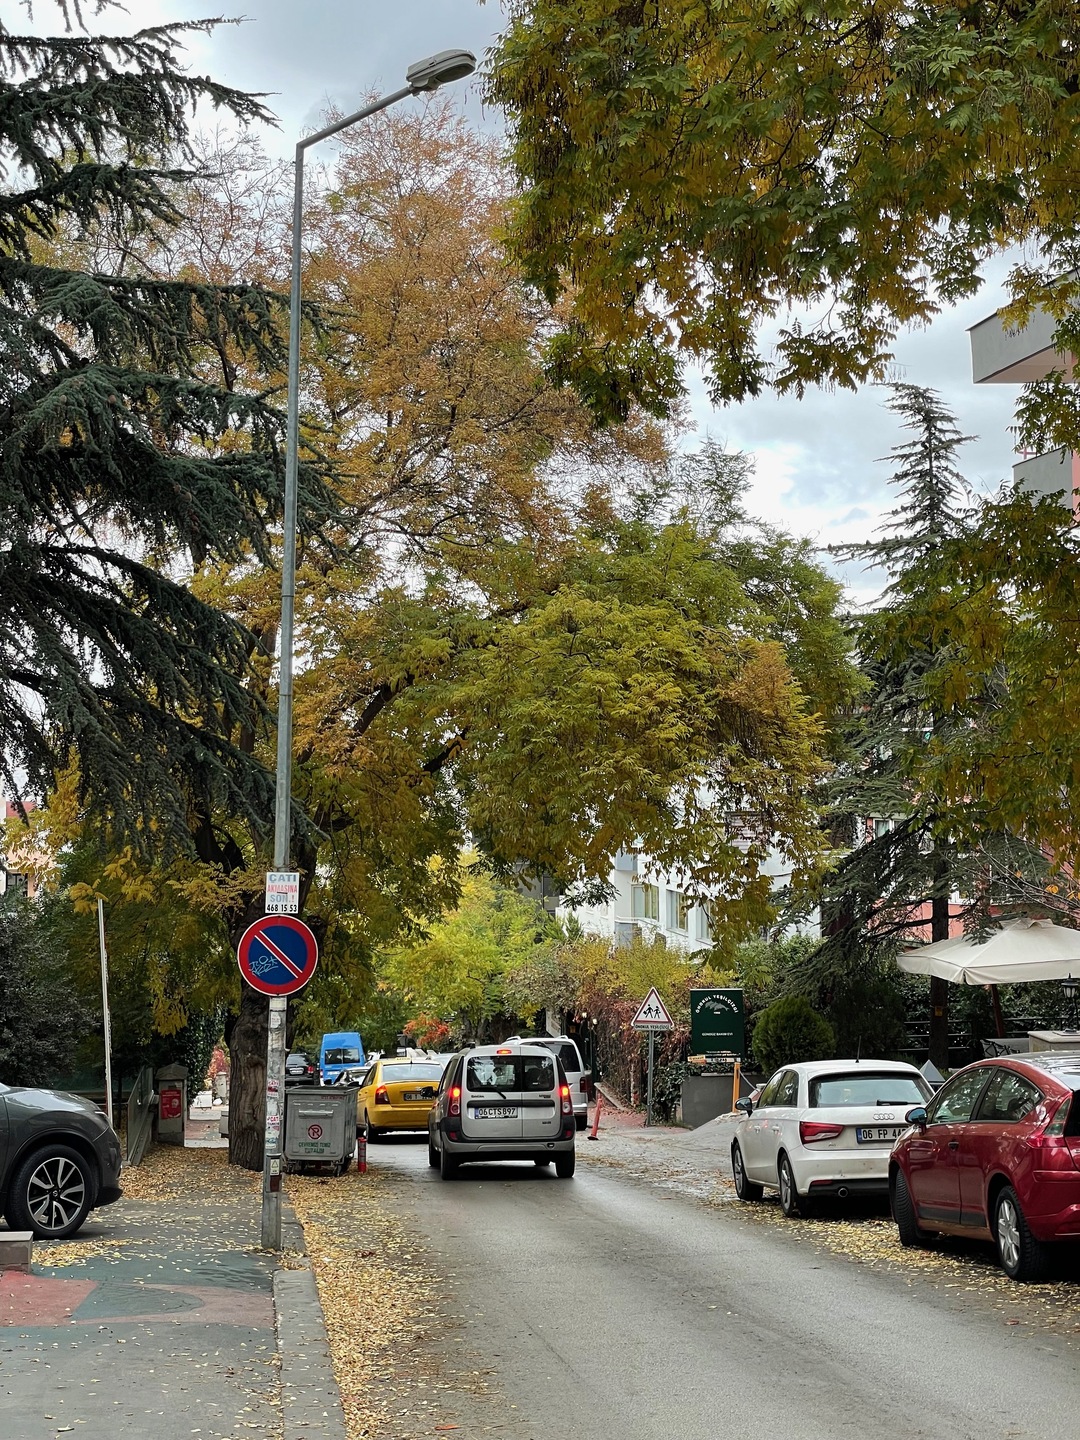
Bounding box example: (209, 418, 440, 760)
(237, 915, 319, 996)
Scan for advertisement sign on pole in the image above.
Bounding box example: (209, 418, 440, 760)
(265, 871, 301, 915)
(691, 987, 745, 1059)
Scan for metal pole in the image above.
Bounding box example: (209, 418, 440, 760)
(646, 1030, 655, 1127)
(97, 899, 114, 1129)
(260, 82, 422, 1252)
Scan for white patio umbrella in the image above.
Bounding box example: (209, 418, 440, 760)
(898, 918, 1080, 986)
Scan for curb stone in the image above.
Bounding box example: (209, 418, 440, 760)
(276, 1200, 348, 1440)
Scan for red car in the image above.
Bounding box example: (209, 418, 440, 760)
(890, 1052, 1080, 1282)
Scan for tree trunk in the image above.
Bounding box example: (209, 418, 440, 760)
(228, 981, 269, 1170)
(928, 863, 951, 1072)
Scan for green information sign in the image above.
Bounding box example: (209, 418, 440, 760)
(690, 988, 745, 1059)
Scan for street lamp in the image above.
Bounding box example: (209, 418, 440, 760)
(261, 48, 477, 1250)
(1062, 974, 1079, 1031)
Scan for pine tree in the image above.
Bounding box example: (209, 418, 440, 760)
(804, 387, 1005, 1067)
(0, 10, 327, 846)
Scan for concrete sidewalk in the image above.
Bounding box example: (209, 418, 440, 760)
(0, 1145, 345, 1440)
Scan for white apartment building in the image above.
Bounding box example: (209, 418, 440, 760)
(555, 838, 809, 952)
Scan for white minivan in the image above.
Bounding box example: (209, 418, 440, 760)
(505, 1035, 590, 1130)
(427, 1043, 577, 1179)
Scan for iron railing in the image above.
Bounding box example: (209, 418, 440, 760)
(125, 1064, 155, 1166)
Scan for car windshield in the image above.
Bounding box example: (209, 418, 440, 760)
(325, 1047, 361, 1065)
(809, 1073, 930, 1107)
(379, 1064, 443, 1082)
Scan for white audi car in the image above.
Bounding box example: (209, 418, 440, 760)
(731, 1058, 934, 1217)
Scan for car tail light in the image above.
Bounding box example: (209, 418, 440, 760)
(579, 1077, 591, 1096)
(449, 1085, 461, 1117)
(799, 1121, 845, 1144)
(374, 1085, 389, 1105)
(560, 1083, 573, 1116)
(1030, 1094, 1080, 1170)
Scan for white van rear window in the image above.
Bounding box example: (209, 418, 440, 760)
(466, 1055, 556, 1092)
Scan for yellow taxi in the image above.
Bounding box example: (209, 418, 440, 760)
(356, 1057, 447, 1140)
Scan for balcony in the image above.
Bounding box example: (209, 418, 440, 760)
(1012, 448, 1079, 508)
(970, 305, 1075, 385)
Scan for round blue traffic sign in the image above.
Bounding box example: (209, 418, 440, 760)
(237, 915, 319, 996)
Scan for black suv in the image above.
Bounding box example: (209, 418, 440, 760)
(285, 1051, 317, 1085)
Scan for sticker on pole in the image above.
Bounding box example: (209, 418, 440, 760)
(237, 915, 319, 996)
(631, 986, 674, 1030)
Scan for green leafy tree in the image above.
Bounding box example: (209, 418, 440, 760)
(0, 894, 93, 1086)
(380, 869, 558, 1043)
(487, 1, 1080, 445)
(751, 995, 834, 1075)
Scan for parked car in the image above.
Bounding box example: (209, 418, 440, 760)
(0, 1081, 123, 1238)
(890, 1051, 1080, 1282)
(356, 1058, 446, 1140)
(428, 1042, 576, 1179)
(319, 1031, 365, 1086)
(285, 1051, 317, 1086)
(731, 1058, 934, 1217)
(505, 1035, 590, 1129)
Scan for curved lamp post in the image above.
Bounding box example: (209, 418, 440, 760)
(262, 49, 477, 1249)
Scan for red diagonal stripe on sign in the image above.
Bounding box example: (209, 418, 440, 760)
(255, 930, 304, 979)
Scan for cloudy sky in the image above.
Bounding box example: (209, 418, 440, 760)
(82, 2, 1024, 598)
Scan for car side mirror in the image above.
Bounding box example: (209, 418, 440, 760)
(735, 1098, 754, 1116)
(905, 1106, 928, 1131)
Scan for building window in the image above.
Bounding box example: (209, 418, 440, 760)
(666, 889, 689, 933)
(632, 882, 659, 921)
(4, 871, 28, 897)
(694, 904, 712, 942)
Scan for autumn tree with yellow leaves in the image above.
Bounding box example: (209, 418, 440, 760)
(23, 102, 856, 1167)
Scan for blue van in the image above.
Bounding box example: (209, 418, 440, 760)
(319, 1032, 365, 1085)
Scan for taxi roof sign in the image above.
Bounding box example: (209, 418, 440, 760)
(631, 986, 674, 1030)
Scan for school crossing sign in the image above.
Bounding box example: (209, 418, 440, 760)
(631, 987, 674, 1031)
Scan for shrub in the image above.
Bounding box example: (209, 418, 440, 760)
(752, 994, 834, 1075)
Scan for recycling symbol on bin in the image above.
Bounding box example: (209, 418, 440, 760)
(307, 1123, 323, 1140)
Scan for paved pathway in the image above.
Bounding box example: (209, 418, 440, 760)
(1, 1148, 281, 1440)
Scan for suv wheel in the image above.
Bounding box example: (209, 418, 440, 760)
(7, 1144, 94, 1239)
(428, 1138, 440, 1169)
(554, 1153, 576, 1179)
(732, 1142, 763, 1202)
(575, 1115, 588, 1132)
(439, 1145, 458, 1181)
(995, 1185, 1050, 1282)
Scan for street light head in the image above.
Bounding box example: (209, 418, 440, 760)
(1063, 973, 1079, 1001)
(406, 49, 477, 92)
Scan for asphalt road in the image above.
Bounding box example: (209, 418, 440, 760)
(373, 1137, 1078, 1440)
